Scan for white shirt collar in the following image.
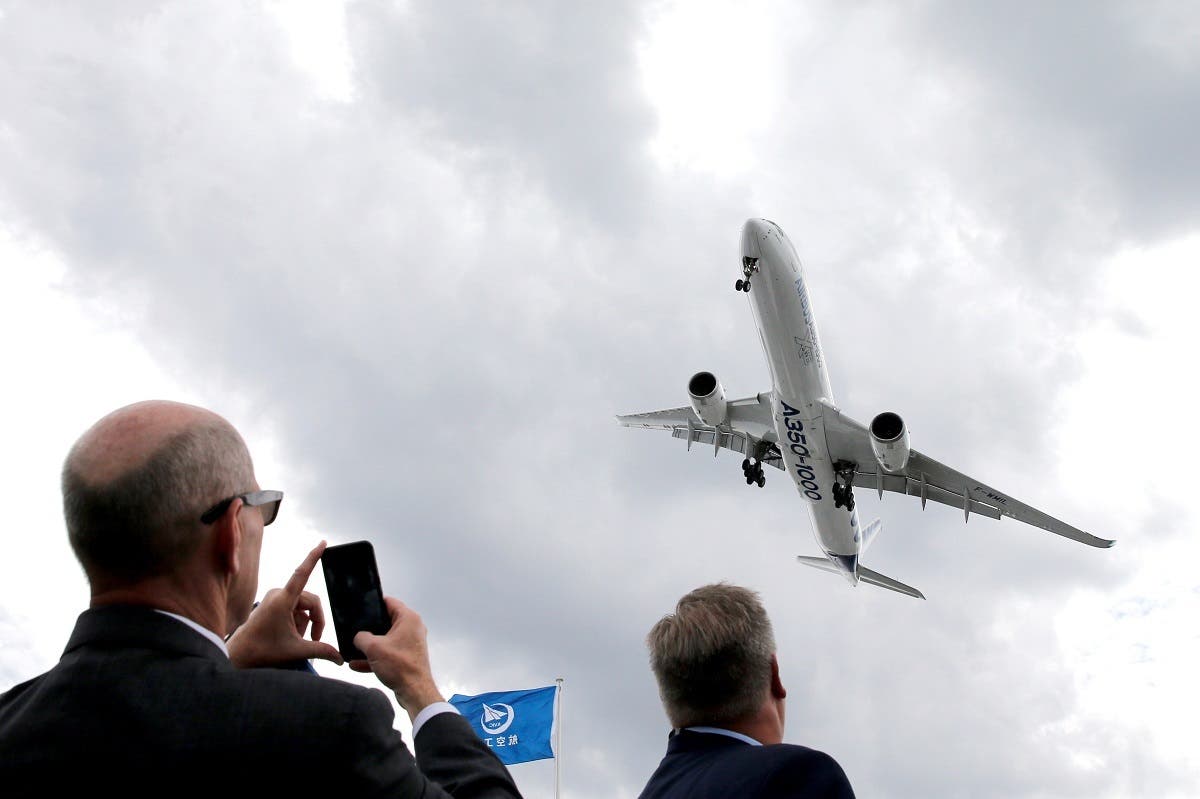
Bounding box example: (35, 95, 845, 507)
(154, 609, 230, 658)
(683, 726, 763, 746)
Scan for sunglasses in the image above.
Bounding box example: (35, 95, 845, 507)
(199, 490, 284, 526)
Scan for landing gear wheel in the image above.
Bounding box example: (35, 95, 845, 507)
(743, 459, 764, 487)
(832, 460, 858, 513)
(735, 279, 744, 292)
(740, 256, 758, 293)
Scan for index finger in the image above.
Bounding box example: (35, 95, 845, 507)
(284, 540, 327, 597)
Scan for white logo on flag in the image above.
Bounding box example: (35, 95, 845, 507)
(480, 702, 515, 735)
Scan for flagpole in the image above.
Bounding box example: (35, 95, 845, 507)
(554, 677, 564, 799)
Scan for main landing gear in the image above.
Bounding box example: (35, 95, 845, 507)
(742, 458, 766, 488)
(734, 439, 772, 482)
(735, 256, 759, 293)
(742, 440, 776, 488)
(832, 460, 857, 511)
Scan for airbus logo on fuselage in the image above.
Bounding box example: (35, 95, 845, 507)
(794, 278, 823, 366)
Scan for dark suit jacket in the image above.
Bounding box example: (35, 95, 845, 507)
(638, 729, 855, 799)
(0, 606, 521, 798)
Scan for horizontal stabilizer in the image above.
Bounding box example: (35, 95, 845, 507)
(857, 566, 925, 600)
(796, 555, 843, 575)
(796, 555, 925, 600)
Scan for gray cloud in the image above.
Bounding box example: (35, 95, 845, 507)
(907, 0, 1200, 243)
(347, 0, 656, 230)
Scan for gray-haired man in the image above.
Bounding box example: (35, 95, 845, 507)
(639, 583, 855, 798)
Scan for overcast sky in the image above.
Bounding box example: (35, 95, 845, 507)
(2, 1, 1199, 796)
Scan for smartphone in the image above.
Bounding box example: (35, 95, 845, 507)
(320, 541, 391, 661)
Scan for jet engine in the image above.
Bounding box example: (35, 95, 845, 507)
(869, 411, 910, 472)
(687, 371, 728, 426)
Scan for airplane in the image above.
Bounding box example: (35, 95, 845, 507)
(617, 218, 1114, 599)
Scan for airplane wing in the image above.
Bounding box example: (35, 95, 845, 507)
(820, 402, 1114, 548)
(616, 393, 784, 470)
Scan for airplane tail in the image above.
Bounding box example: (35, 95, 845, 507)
(796, 552, 925, 600)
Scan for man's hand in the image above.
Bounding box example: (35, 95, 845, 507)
(227, 541, 344, 669)
(352, 598, 444, 720)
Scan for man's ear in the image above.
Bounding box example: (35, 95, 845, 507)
(770, 653, 787, 700)
(213, 498, 243, 579)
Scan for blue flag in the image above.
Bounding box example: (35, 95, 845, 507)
(448, 685, 557, 766)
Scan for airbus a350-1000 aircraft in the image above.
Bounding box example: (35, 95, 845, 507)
(617, 218, 1113, 599)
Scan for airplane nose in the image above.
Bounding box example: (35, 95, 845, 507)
(741, 218, 766, 262)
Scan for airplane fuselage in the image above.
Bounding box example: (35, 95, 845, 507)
(741, 218, 864, 581)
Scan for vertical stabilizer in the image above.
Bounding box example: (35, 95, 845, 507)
(860, 518, 882, 553)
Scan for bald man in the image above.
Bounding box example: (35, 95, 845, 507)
(0, 400, 521, 797)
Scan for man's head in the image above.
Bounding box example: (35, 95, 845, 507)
(647, 583, 781, 732)
(62, 400, 266, 627)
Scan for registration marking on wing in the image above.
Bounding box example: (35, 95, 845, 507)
(977, 488, 1009, 505)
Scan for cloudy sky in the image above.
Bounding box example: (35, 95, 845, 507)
(2, 1, 1199, 796)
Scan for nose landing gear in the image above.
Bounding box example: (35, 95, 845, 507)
(735, 256, 759, 293)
